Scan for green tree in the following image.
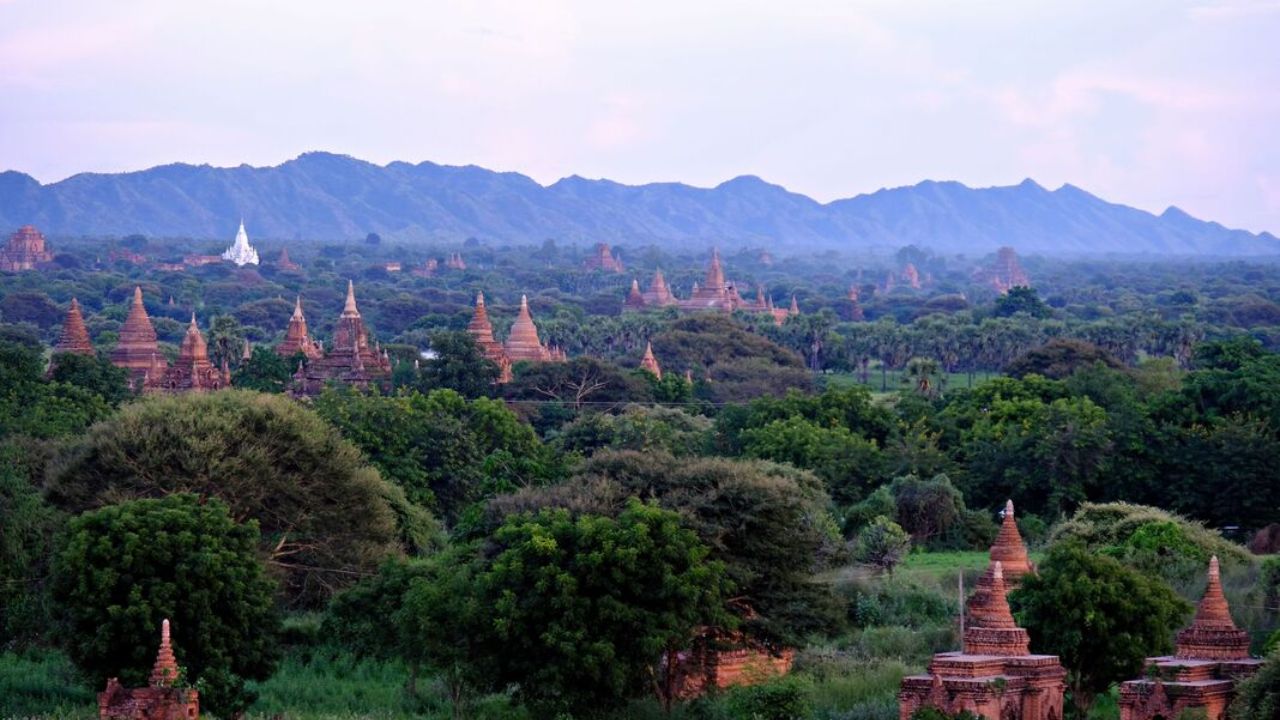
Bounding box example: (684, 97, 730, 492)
(51, 494, 280, 717)
(478, 500, 731, 717)
(232, 345, 294, 392)
(0, 445, 63, 648)
(1005, 339, 1123, 379)
(854, 516, 911, 573)
(47, 352, 132, 406)
(993, 286, 1052, 319)
(1230, 649, 1280, 720)
(400, 548, 488, 717)
(740, 415, 885, 504)
(413, 330, 499, 398)
(1012, 542, 1191, 718)
(206, 314, 246, 370)
(47, 390, 415, 606)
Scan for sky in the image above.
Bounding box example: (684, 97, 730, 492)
(1, 0, 1278, 233)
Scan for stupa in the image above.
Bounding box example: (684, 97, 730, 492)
(110, 287, 168, 387)
(643, 269, 678, 306)
(445, 252, 467, 270)
(291, 281, 392, 395)
(899, 560, 1066, 720)
(979, 247, 1031, 295)
(965, 500, 1034, 628)
(504, 295, 555, 363)
(1118, 557, 1263, 720)
(275, 297, 324, 360)
(275, 247, 301, 272)
(466, 292, 513, 382)
(624, 279, 646, 310)
(0, 225, 53, 271)
(98, 619, 199, 720)
(146, 315, 230, 394)
(639, 341, 662, 379)
(54, 298, 95, 356)
(221, 220, 260, 266)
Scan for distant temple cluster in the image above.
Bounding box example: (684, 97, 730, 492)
(975, 246, 1031, 294)
(623, 249, 799, 325)
(899, 501, 1262, 720)
(584, 242, 625, 272)
(1, 225, 54, 271)
(98, 287, 230, 393)
(467, 292, 566, 383)
(285, 281, 393, 395)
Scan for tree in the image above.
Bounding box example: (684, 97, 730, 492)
(1012, 542, 1191, 718)
(1005, 338, 1124, 379)
(47, 352, 132, 407)
(0, 445, 63, 648)
(854, 516, 911, 573)
(478, 500, 731, 717)
(51, 494, 280, 717)
(740, 415, 885, 504)
(47, 390, 416, 606)
(0, 340, 115, 441)
(413, 330, 499, 398)
(399, 549, 487, 717)
(993, 286, 1052, 319)
(232, 345, 294, 392)
(206, 314, 245, 370)
(902, 356, 945, 398)
(1230, 649, 1280, 720)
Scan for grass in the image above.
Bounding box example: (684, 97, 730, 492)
(0, 649, 95, 719)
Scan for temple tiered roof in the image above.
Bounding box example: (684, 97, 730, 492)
(221, 220, 260, 266)
(110, 287, 167, 386)
(584, 242, 624, 272)
(291, 281, 392, 395)
(276, 297, 323, 359)
(505, 295, 552, 362)
(625, 279, 646, 309)
(99, 619, 199, 720)
(275, 247, 301, 272)
(55, 298, 95, 356)
(146, 315, 229, 394)
(1175, 556, 1250, 660)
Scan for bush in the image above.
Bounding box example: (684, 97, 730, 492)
(854, 517, 912, 574)
(727, 674, 814, 720)
(1049, 503, 1251, 568)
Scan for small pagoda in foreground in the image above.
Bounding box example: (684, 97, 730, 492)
(1118, 556, 1262, 720)
(899, 500, 1067, 720)
(98, 619, 198, 720)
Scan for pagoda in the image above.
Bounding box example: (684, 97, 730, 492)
(504, 295, 556, 363)
(110, 287, 168, 387)
(584, 242, 625, 272)
(899, 500, 1066, 720)
(899, 559, 1067, 720)
(1118, 557, 1263, 720)
(98, 619, 199, 720)
(466, 292, 513, 382)
(412, 258, 439, 278)
(445, 252, 467, 270)
(146, 315, 230, 394)
(639, 341, 662, 379)
(54, 298, 95, 356)
(643, 269, 678, 306)
(221, 220, 260, 266)
(1, 225, 53, 271)
(978, 247, 1031, 295)
(275, 297, 324, 360)
(291, 281, 392, 395)
(275, 247, 301, 272)
(624, 279, 646, 310)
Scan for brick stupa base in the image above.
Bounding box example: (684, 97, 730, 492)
(99, 619, 199, 720)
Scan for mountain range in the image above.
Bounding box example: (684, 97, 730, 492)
(1, 152, 1275, 256)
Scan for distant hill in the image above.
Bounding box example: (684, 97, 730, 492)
(1, 152, 1275, 255)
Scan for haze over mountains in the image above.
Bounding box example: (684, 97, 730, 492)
(0, 152, 1275, 256)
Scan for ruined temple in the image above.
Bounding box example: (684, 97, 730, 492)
(55, 298, 95, 356)
(145, 315, 230, 394)
(679, 249, 742, 311)
(643, 269, 679, 307)
(110, 287, 168, 388)
(98, 619, 199, 720)
(846, 285, 866, 321)
(980, 247, 1031, 295)
(291, 281, 392, 395)
(899, 560, 1067, 720)
(1, 225, 53, 271)
(624, 279, 647, 310)
(275, 247, 301, 273)
(639, 341, 662, 379)
(275, 297, 324, 360)
(900, 500, 1066, 720)
(584, 242, 625, 272)
(445, 252, 467, 270)
(1119, 557, 1263, 720)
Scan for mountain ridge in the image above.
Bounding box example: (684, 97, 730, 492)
(1, 152, 1275, 256)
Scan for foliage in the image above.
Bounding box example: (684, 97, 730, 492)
(741, 415, 886, 504)
(854, 517, 912, 574)
(50, 494, 279, 717)
(0, 445, 64, 648)
(47, 352, 132, 407)
(1048, 503, 1252, 568)
(0, 340, 115, 440)
(233, 345, 295, 392)
(1005, 339, 1123, 379)
(555, 404, 712, 457)
(1230, 649, 1280, 720)
(314, 387, 561, 525)
(478, 500, 731, 717)
(47, 390, 411, 606)
(1012, 542, 1192, 718)
(409, 330, 500, 398)
(993, 286, 1052, 319)
(725, 674, 813, 720)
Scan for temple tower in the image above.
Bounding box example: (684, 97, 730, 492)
(505, 295, 552, 362)
(98, 619, 199, 720)
(0, 225, 53, 271)
(643, 269, 678, 306)
(111, 287, 167, 386)
(1119, 557, 1263, 720)
(290, 281, 391, 395)
(147, 315, 229, 393)
(276, 297, 323, 360)
(55, 298, 95, 356)
(221, 220, 260, 266)
(624, 279, 646, 310)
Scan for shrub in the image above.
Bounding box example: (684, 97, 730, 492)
(727, 674, 814, 720)
(855, 517, 912, 574)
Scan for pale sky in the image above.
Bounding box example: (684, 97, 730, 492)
(2, 0, 1278, 233)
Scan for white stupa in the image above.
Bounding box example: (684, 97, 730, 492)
(222, 219, 260, 266)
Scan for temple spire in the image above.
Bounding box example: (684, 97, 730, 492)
(55, 298, 95, 356)
(640, 341, 662, 379)
(149, 619, 180, 687)
(343, 280, 359, 317)
(1174, 555, 1251, 659)
(292, 295, 304, 320)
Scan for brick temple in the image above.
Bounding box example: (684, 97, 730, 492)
(1, 224, 53, 271)
(899, 501, 1067, 720)
(275, 297, 324, 360)
(624, 250, 798, 324)
(55, 298, 96, 356)
(98, 619, 199, 720)
(466, 292, 565, 383)
(1118, 556, 1263, 720)
(110, 287, 168, 389)
(584, 242, 625, 272)
(145, 315, 229, 394)
(291, 281, 392, 395)
(639, 341, 662, 379)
